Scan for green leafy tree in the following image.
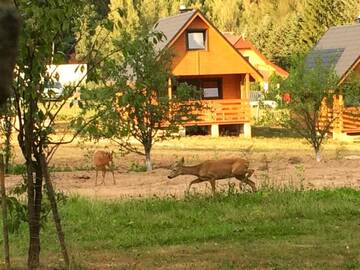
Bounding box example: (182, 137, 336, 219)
(204, 0, 244, 32)
(77, 28, 202, 171)
(12, 0, 111, 268)
(278, 56, 340, 162)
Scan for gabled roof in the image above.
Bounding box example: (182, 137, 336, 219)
(223, 33, 288, 78)
(307, 23, 360, 82)
(154, 10, 197, 51)
(222, 33, 241, 46)
(154, 10, 263, 80)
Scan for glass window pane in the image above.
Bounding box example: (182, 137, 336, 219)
(188, 32, 205, 49)
(203, 87, 219, 98)
(202, 80, 220, 98)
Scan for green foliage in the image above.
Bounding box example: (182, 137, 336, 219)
(278, 55, 340, 160)
(7, 164, 26, 175)
(129, 162, 147, 172)
(76, 27, 203, 171)
(204, 0, 243, 32)
(1, 181, 68, 234)
(3, 196, 27, 234)
(299, 0, 359, 49)
(342, 73, 360, 106)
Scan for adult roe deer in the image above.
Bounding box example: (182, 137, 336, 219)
(93, 150, 115, 185)
(168, 157, 256, 193)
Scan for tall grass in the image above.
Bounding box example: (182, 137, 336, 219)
(5, 189, 360, 258)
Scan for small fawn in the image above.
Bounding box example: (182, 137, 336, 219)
(93, 150, 115, 185)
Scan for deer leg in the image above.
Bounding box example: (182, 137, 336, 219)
(235, 175, 257, 192)
(101, 169, 106, 185)
(244, 178, 257, 192)
(244, 169, 256, 192)
(111, 169, 115, 185)
(245, 169, 254, 178)
(95, 169, 98, 186)
(209, 179, 216, 194)
(108, 162, 115, 185)
(187, 178, 202, 193)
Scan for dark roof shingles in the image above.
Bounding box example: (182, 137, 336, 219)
(154, 10, 196, 51)
(308, 24, 360, 77)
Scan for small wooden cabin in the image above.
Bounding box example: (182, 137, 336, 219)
(154, 10, 263, 137)
(308, 24, 360, 141)
(223, 33, 289, 88)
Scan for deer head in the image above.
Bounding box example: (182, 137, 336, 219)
(168, 157, 185, 179)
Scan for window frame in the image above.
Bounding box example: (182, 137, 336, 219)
(186, 29, 207, 51)
(176, 77, 223, 100)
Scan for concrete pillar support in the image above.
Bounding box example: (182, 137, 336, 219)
(178, 126, 186, 137)
(243, 123, 252, 138)
(211, 124, 219, 137)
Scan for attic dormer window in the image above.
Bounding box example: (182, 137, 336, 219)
(187, 30, 206, 50)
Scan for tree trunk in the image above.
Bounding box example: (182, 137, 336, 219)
(25, 105, 42, 269)
(3, 115, 12, 173)
(315, 149, 321, 162)
(26, 160, 41, 269)
(0, 154, 10, 269)
(40, 154, 70, 269)
(145, 150, 152, 172)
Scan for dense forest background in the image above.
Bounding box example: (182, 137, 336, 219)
(77, 0, 360, 69)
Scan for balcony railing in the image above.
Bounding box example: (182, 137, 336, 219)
(343, 106, 360, 133)
(319, 105, 360, 134)
(185, 99, 251, 126)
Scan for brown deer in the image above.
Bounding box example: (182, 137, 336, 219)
(168, 157, 256, 193)
(93, 150, 115, 185)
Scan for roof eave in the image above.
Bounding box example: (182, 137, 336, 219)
(338, 55, 360, 85)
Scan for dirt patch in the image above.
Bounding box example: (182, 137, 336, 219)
(5, 146, 360, 199)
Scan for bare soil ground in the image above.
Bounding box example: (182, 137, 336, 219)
(5, 137, 360, 199)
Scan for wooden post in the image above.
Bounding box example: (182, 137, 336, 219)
(0, 153, 10, 269)
(245, 73, 250, 100)
(243, 73, 251, 123)
(240, 75, 245, 99)
(333, 95, 344, 139)
(168, 78, 172, 99)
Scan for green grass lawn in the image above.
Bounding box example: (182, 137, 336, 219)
(2, 188, 360, 269)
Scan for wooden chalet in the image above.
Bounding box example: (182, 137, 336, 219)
(154, 9, 263, 137)
(223, 33, 289, 89)
(308, 23, 360, 141)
